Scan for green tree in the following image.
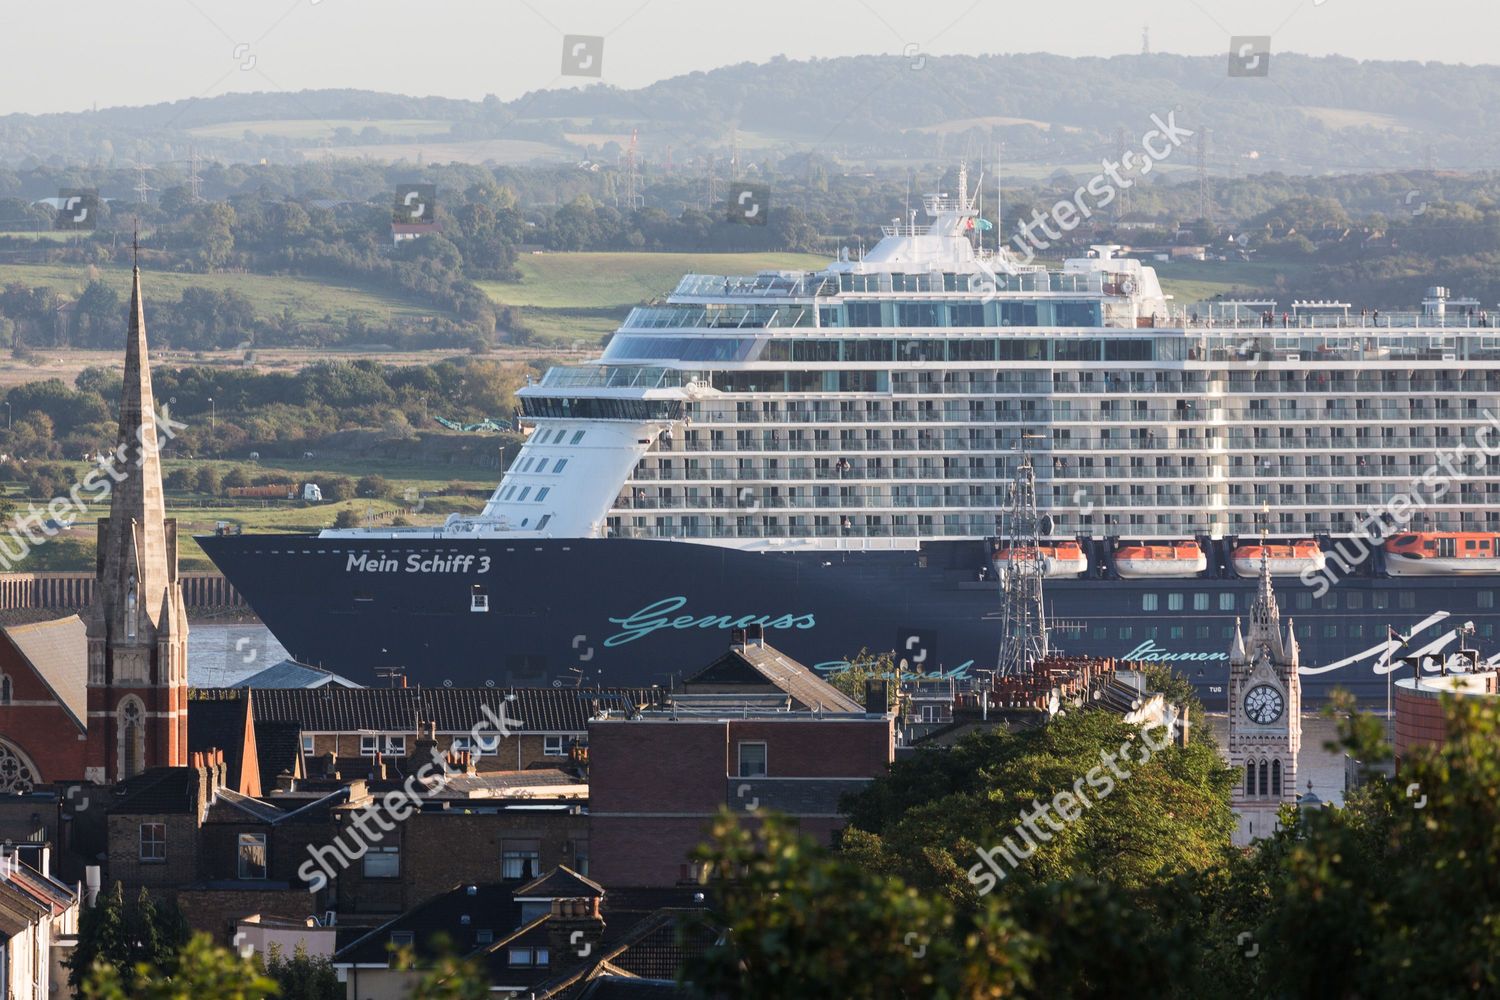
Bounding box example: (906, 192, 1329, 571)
(81, 933, 278, 1000)
(390, 935, 492, 1000)
(321, 476, 356, 501)
(263, 944, 341, 1000)
(685, 809, 1034, 999)
(355, 474, 389, 498)
(69, 883, 189, 991)
(332, 509, 358, 529)
(194, 465, 223, 495)
(839, 709, 1236, 906)
(825, 648, 899, 710)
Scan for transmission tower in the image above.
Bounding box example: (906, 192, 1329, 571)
(995, 449, 1054, 678)
(133, 162, 155, 205)
(703, 155, 719, 212)
(187, 146, 204, 204)
(1197, 128, 1214, 229)
(1114, 128, 1130, 221)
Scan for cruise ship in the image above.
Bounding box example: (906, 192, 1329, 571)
(201, 169, 1500, 702)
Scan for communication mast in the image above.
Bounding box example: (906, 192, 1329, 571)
(1197, 128, 1214, 229)
(187, 146, 204, 204)
(621, 129, 644, 210)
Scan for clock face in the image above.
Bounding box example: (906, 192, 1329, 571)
(1243, 684, 1285, 725)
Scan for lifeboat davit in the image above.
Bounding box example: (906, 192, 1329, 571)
(1384, 532, 1500, 576)
(991, 541, 1089, 578)
(1231, 540, 1326, 578)
(1114, 540, 1207, 579)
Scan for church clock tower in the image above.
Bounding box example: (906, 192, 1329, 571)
(1226, 548, 1302, 846)
(83, 262, 189, 784)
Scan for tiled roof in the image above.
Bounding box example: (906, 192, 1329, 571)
(683, 642, 864, 713)
(226, 687, 655, 734)
(2, 616, 86, 728)
(576, 977, 692, 999)
(515, 865, 604, 900)
(234, 661, 361, 689)
(334, 882, 522, 966)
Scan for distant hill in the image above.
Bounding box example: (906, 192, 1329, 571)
(2, 52, 1497, 175)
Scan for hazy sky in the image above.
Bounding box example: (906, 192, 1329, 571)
(3, 0, 1494, 116)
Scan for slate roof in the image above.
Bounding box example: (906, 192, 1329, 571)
(575, 976, 691, 999)
(334, 882, 523, 965)
(2, 615, 87, 728)
(229, 687, 656, 733)
(253, 720, 305, 791)
(106, 767, 200, 815)
(682, 641, 864, 713)
(234, 660, 361, 689)
(515, 865, 604, 900)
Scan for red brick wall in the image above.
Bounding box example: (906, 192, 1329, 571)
(587, 716, 894, 887)
(1394, 688, 1452, 760)
(0, 636, 86, 784)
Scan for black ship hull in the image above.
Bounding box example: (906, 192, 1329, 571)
(197, 534, 1500, 706)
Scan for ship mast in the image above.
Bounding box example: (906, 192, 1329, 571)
(995, 446, 1053, 677)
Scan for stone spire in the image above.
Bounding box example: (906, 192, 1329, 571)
(84, 265, 189, 783)
(91, 264, 171, 637)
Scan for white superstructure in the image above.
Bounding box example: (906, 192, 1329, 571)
(326, 170, 1500, 551)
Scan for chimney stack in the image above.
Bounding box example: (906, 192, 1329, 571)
(547, 896, 605, 970)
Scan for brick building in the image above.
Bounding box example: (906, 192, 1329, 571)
(588, 636, 895, 887)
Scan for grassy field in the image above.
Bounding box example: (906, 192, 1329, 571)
(188, 118, 453, 141)
(0, 263, 437, 323)
(320, 138, 569, 164)
(1153, 260, 1294, 306)
(0, 453, 498, 571)
(479, 251, 828, 343)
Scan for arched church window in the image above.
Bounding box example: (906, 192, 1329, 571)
(1245, 761, 1256, 796)
(0, 673, 10, 704)
(120, 698, 145, 779)
(0, 740, 37, 794)
(1271, 759, 1282, 797)
(1258, 760, 1269, 798)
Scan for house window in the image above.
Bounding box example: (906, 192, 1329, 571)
(509, 947, 533, 967)
(502, 839, 541, 879)
(535, 947, 550, 966)
(360, 735, 406, 757)
(570, 838, 589, 876)
(238, 833, 267, 880)
(390, 930, 414, 947)
(139, 823, 166, 862)
(738, 741, 767, 778)
(301, 735, 314, 755)
(451, 735, 493, 758)
(363, 845, 400, 878)
(543, 735, 566, 756)
(476, 930, 494, 945)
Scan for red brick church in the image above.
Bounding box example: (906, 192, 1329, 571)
(0, 262, 190, 792)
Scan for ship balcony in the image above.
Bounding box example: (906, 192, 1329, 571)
(629, 467, 1015, 482)
(612, 495, 1008, 511)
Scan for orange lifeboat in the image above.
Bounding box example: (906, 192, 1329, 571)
(991, 541, 1089, 578)
(1113, 540, 1207, 579)
(1384, 532, 1500, 576)
(1231, 539, 1326, 578)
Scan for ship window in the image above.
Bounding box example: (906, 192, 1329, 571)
(1118, 627, 1133, 639)
(537, 515, 551, 531)
(553, 459, 568, 473)
(1093, 627, 1107, 639)
(1170, 627, 1184, 639)
(516, 487, 531, 502)
(1323, 625, 1338, 638)
(1321, 593, 1339, 610)
(1480, 592, 1495, 609)
(1196, 626, 1210, 639)
(536, 487, 550, 502)
(518, 458, 533, 472)
(1346, 592, 1364, 610)
(1193, 593, 1209, 611)
(571, 431, 585, 444)
(1167, 593, 1184, 611)
(1142, 594, 1158, 611)
(1398, 591, 1416, 609)
(501, 486, 516, 501)
(1295, 593, 1312, 610)
(1223, 626, 1235, 639)
(1219, 594, 1236, 611)
(1349, 624, 1363, 638)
